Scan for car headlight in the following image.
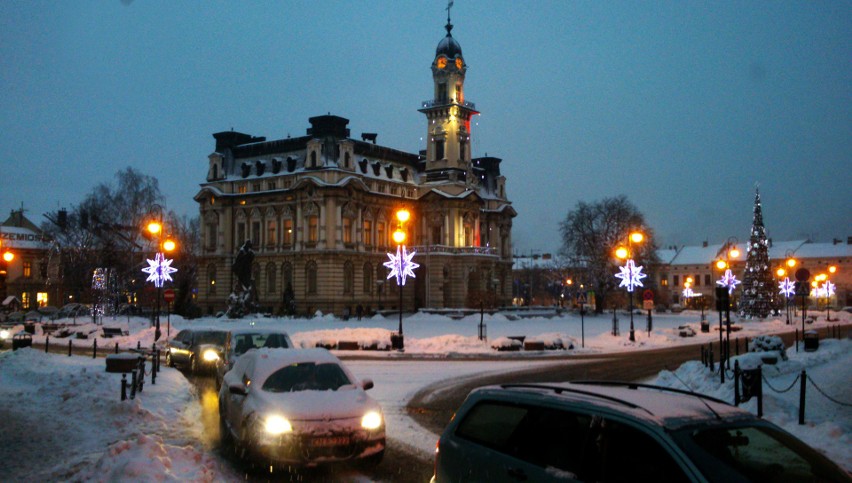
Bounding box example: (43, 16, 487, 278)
(0, 330, 9, 340)
(264, 415, 293, 435)
(202, 349, 220, 362)
(361, 411, 383, 430)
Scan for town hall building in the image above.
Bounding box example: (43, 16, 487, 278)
(194, 16, 516, 316)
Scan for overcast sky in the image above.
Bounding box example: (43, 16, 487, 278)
(1, 1, 849, 254)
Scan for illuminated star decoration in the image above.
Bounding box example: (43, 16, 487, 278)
(141, 252, 178, 288)
(614, 259, 646, 293)
(384, 245, 419, 286)
(716, 269, 741, 294)
(812, 280, 835, 299)
(682, 287, 695, 298)
(778, 277, 795, 298)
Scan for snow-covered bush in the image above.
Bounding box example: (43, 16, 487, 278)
(748, 334, 788, 361)
(490, 337, 522, 351)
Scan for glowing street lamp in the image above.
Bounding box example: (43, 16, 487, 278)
(613, 231, 646, 342)
(142, 213, 178, 342)
(384, 208, 418, 351)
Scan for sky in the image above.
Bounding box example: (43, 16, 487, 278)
(2, 310, 850, 480)
(1, 1, 850, 254)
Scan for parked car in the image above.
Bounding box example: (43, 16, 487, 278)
(431, 381, 851, 482)
(219, 348, 385, 468)
(165, 329, 227, 374)
(215, 328, 294, 388)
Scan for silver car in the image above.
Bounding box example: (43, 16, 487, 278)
(215, 328, 294, 387)
(165, 329, 227, 374)
(219, 348, 385, 468)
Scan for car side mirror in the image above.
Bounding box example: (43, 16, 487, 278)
(361, 379, 374, 391)
(229, 382, 248, 396)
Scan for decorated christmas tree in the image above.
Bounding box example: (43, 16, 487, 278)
(738, 188, 776, 319)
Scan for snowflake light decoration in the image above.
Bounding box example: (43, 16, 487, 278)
(614, 259, 646, 293)
(716, 269, 741, 294)
(141, 252, 178, 288)
(682, 287, 695, 298)
(384, 245, 419, 286)
(778, 277, 795, 298)
(812, 280, 836, 299)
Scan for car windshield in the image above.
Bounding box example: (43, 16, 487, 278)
(262, 362, 351, 392)
(195, 331, 226, 345)
(673, 424, 849, 482)
(233, 333, 290, 355)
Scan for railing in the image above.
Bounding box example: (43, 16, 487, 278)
(420, 99, 477, 110)
(411, 245, 496, 256)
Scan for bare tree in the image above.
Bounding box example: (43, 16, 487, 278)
(559, 195, 659, 314)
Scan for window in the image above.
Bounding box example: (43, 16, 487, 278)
(377, 222, 386, 248)
(432, 224, 443, 245)
(306, 262, 318, 294)
(281, 263, 293, 291)
(236, 222, 246, 247)
(208, 265, 217, 294)
(37, 292, 48, 307)
(267, 181, 276, 190)
(21, 292, 30, 309)
(252, 222, 261, 246)
(266, 263, 276, 294)
(435, 140, 444, 160)
(363, 220, 372, 246)
(437, 82, 447, 102)
(308, 216, 319, 243)
(206, 222, 217, 250)
(343, 261, 354, 294)
(238, 185, 247, 194)
(705, 274, 711, 286)
(283, 219, 293, 245)
(363, 263, 372, 294)
(252, 183, 261, 192)
(673, 275, 680, 287)
(23, 261, 31, 279)
(464, 223, 473, 247)
(266, 221, 277, 246)
(343, 217, 353, 245)
(694, 274, 701, 287)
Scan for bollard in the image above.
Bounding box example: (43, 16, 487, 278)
(115, 342, 119, 354)
(795, 328, 799, 353)
(138, 359, 145, 393)
(798, 369, 807, 425)
(701, 346, 706, 366)
(93, 338, 97, 359)
(756, 365, 763, 418)
(130, 370, 137, 399)
(121, 373, 127, 401)
(45, 334, 50, 353)
(734, 360, 741, 405)
(137, 340, 141, 350)
(735, 337, 739, 356)
(68, 339, 72, 357)
(709, 346, 714, 373)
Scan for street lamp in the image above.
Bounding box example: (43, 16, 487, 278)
(614, 230, 645, 342)
(384, 208, 418, 351)
(825, 265, 838, 321)
(142, 217, 177, 342)
(714, 237, 740, 379)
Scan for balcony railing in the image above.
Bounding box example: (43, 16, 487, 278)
(420, 99, 477, 110)
(410, 245, 496, 256)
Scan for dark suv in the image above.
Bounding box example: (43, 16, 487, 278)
(165, 329, 227, 374)
(432, 381, 850, 482)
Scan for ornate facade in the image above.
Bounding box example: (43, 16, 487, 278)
(195, 17, 515, 316)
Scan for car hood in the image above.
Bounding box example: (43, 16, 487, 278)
(251, 386, 376, 421)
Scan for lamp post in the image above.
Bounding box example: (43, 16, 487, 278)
(615, 231, 645, 343)
(384, 208, 418, 351)
(142, 218, 177, 342)
(778, 253, 797, 324)
(715, 237, 740, 378)
(825, 265, 837, 321)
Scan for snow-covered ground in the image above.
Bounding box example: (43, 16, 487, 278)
(1, 309, 849, 481)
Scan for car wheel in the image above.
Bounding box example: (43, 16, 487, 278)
(219, 413, 232, 449)
(165, 351, 174, 368)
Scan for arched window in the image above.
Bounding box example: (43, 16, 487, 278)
(252, 263, 260, 289)
(343, 261, 354, 294)
(306, 261, 318, 295)
(282, 262, 293, 291)
(363, 262, 373, 294)
(266, 262, 276, 294)
(208, 264, 217, 295)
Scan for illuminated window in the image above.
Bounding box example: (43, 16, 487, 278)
(308, 216, 319, 243)
(267, 221, 277, 246)
(238, 185, 247, 194)
(283, 219, 293, 245)
(37, 292, 48, 307)
(23, 261, 31, 279)
(377, 222, 386, 248)
(343, 217, 353, 245)
(363, 220, 372, 246)
(21, 292, 30, 309)
(464, 224, 473, 247)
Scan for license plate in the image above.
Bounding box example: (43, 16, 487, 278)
(311, 436, 349, 447)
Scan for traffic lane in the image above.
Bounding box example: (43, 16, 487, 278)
(186, 372, 433, 482)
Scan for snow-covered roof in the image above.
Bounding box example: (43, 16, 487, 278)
(658, 239, 848, 267)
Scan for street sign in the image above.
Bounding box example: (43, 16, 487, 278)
(643, 300, 655, 310)
(577, 292, 587, 304)
(795, 268, 810, 282)
(643, 289, 654, 301)
(163, 288, 176, 303)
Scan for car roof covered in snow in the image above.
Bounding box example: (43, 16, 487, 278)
(475, 381, 754, 431)
(242, 348, 350, 383)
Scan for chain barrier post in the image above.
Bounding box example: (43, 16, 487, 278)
(45, 334, 49, 354)
(709, 344, 714, 373)
(138, 358, 145, 393)
(121, 373, 127, 401)
(115, 342, 119, 354)
(757, 365, 763, 418)
(68, 339, 72, 357)
(93, 338, 97, 359)
(734, 360, 741, 405)
(795, 328, 799, 353)
(130, 369, 137, 399)
(799, 369, 807, 425)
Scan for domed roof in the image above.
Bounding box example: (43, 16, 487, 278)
(435, 22, 462, 58)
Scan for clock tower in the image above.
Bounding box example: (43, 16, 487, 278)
(419, 10, 479, 181)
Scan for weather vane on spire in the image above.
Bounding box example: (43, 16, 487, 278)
(445, 0, 454, 34)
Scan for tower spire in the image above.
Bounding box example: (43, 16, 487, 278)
(446, 1, 454, 35)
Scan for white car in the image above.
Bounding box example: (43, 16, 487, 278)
(218, 348, 385, 468)
(215, 328, 294, 388)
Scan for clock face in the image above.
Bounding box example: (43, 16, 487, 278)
(455, 58, 463, 69)
(436, 56, 447, 69)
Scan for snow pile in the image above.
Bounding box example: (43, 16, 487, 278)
(0, 348, 225, 481)
(652, 338, 852, 470)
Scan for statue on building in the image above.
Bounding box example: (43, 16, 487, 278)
(227, 240, 256, 318)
